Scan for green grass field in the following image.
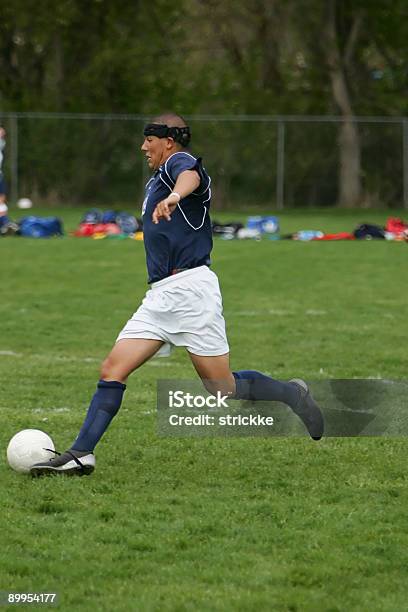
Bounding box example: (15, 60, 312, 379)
(1, 208, 408, 611)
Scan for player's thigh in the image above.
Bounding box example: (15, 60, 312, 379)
(188, 351, 236, 396)
(101, 338, 164, 382)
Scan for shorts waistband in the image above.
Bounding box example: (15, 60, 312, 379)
(150, 266, 209, 289)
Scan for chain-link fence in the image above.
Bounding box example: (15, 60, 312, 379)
(0, 112, 407, 210)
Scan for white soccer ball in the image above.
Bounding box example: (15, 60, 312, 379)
(17, 198, 33, 209)
(6, 429, 55, 474)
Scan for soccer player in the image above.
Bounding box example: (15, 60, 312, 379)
(31, 113, 324, 476)
(0, 127, 7, 205)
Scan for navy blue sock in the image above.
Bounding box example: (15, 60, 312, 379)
(71, 380, 126, 452)
(233, 370, 300, 408)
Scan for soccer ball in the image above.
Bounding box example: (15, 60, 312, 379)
(17, 198, 33, 209)
(6, 429, 55, 474)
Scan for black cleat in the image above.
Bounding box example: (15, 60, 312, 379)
(30, 449, 95, 477)
(289, 379, 324, 440)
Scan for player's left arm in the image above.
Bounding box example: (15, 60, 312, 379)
(152, 170, 200, 224)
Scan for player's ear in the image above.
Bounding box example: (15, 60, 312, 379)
(166, 137, 175, 149)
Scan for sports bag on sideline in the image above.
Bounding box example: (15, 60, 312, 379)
(19, 216, 64, 238)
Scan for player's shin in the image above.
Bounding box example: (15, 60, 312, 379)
(232, 370, 324, 440)
(71, 380, 126, 452)
(232, 370, 300, 407)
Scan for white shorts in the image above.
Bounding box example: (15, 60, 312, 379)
(116, 266, 230, 357)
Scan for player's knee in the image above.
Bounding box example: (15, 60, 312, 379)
(100, 356, 114, 380)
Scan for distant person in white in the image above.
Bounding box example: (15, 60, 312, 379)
(0, 127, 7, 205)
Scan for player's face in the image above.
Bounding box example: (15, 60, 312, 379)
(141, 136, 167, 170)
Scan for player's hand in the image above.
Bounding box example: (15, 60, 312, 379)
(152, 197, 178, 224)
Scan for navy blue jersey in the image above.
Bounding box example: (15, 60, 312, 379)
(141, 151, 213, 283)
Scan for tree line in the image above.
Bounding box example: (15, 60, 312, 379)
(0, 0, 406, 207)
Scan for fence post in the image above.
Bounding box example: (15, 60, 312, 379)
(403, 119, 408, 210)
(9, 114, 18, 204)
(276, 120, 285, 210)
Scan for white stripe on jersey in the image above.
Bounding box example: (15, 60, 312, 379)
(177, 204, 208, 231)
(155, 152, 211, 230)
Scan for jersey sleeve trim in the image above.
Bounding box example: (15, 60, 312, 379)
(164, 152, 196, 184)
(163, 152, 210, 195)
(160, 152, 212, 231)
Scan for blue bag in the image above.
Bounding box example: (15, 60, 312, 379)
(19, 216, 64, 238)
(102, 210, 118, 224)
(115, 212, 139, 234)
(247, 216, 280, 234)
(81, 209, 102, 224)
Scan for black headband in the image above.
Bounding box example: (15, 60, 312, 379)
(143, 123, 191, 147)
